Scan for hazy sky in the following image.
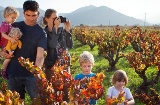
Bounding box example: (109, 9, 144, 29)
(1, 0, 160, 24)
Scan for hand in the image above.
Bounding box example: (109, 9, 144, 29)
(0, 48, 13, 59)
(124, 100, 128, 105)
(9, 51, 14, 56)
(62, 101, 68, 105)
(64, 20, 70, 32)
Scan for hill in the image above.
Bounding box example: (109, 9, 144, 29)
(0, 5, 149, 26)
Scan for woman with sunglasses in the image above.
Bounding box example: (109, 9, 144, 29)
(43, 9, 73, 103)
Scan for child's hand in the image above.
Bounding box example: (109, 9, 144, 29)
(124, 100, 128, 105)
(10, 38, 17, 43)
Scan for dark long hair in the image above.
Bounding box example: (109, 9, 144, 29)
(43, 9, 57, 25)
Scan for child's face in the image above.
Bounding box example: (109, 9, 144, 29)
(80, 62, 94, 75)
(5, 13, 17, 24)
(115, 80, 125, 88)
(13, 34, 20, 40)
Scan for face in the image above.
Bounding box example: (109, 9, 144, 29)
(23, 10, 39, 26)
(80, 62, 94, 75)
(45, 12, 60, 27)
(5, 13, 17, 24)
(115, 80, 125, 88)
(13, 34, 20, 40)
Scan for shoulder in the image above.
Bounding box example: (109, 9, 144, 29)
(34, 24, 47, 37)
(12, 21, 24, 27)
(123, 87, 130, 91)
(123, 87, 131, 93)
(106, 86, 114, 96)
(108, 86, 115, 90)
(1, 21, 10, 27)
(90, 72, 96, 76)
(1, 21, 6, 26)
(74, 73, 83, 80)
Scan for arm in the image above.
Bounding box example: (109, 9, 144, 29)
(64, 20, 73, 48)
(106, 87, 113, 104)
(64, 20, 70, 33)
(65, 30, 73, 48)
(124, 88, 135, 105)
(35, 47, 45, 67)
(5, 40, 12, 54)
(1, 33, 16, 43)
(17, 40, 22, 49)
(0, 49, 12, 59)
(124, 98, 135, 105)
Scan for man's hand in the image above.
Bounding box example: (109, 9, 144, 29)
(0, 49, 13, 59)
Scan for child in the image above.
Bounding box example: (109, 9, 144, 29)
(106, 70, 135, 105)
(0, 6, 19, 48)
(74, 51, 96, 105)
(0, 6, 19, 79)
(1, 27, 22, 79)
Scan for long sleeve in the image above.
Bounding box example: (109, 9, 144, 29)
(65, 30, 73, 48)
(17, 40, 22, 48)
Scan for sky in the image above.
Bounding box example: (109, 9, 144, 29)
(1, 0, 160, 24)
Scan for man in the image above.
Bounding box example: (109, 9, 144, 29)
(6, 0, 47, 100)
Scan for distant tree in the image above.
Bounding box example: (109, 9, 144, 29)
(98, 26, 129, 71)
(126, 26, 160, 94)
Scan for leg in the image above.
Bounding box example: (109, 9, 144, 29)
(2, 59, 11, 69)
(23, 76, 38, 100)
(7, 76, 25, 99)
(1, 59, 11, 79)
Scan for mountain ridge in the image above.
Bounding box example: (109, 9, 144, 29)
(0, 5, 149, 26)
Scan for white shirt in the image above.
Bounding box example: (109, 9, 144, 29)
(106, 86, 133, 105)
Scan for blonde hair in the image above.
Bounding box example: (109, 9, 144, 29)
(111, 70, 128, 85)
(79, 51, 94, 64)
(8, 27, 22, 38)
(3, 6, 19, 18)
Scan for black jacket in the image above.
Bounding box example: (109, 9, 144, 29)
(44, 26, 73, 67)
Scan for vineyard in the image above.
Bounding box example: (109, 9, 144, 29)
(71, 25, 160, 105)
(0, 25, 160, 105)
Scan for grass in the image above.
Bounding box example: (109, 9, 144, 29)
(69, 36, 146, 105)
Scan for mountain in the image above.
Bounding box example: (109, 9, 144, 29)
(61, 5, 148, 26)
(0, 5, 149, 26)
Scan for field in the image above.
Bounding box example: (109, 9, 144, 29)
(0, 25, 160, 105)
(69, 37, 145, 105)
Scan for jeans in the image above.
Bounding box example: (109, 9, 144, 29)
(7, 75, 38, 100)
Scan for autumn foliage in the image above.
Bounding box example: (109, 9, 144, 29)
(0, 83, 24, 105)
(106, 91, 125, 105)
(18, 50, 105, 105)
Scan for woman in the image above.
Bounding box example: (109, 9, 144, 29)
(43, 9, 73, 102)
